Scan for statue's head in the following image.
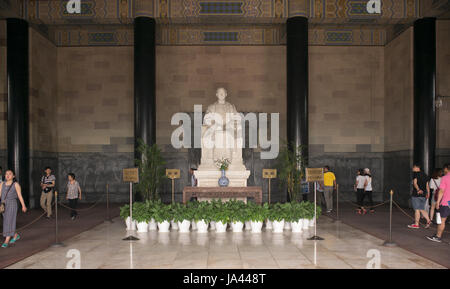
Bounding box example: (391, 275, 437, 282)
(216, 88, 227, 102)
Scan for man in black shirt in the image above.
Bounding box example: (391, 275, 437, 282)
(408, 164, 431, 229)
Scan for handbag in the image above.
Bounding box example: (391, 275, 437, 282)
(0, 181, 15, 214)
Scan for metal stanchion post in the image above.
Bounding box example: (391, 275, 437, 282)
(383, 189, 397, 247)
(105, 184, 113, 223)
(51, 191, 64, 247)
(308, 181, 324, 241)
(334, 184, 341, 223)
(123, 182, 139, 241)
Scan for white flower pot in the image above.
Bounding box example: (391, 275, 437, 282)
(125, 217, 136, 231)
(231, 221, 244, 233)
(215, 221, 227, 233)
(148, 218, 157, 231)
(284, 221, 291, 230)
(251, 221, 263, 233)
(171, 220, 178, 230)
(191, 219, 197, 230)
(302, 219, 309, 229)
(291, 220, 303, 233)
(309, 217, 315, 227)
(265, 220, 273, 230)
(158, 221, 170, 233)
(244, 221, 252, 230)
(136, 221, 149, 233)
(272, 220, 285, 233)
(196, 220, 208, 233)
(178, 220, 191, 233)
(210, 221, 216, 230)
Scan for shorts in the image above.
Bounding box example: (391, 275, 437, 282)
(438, 206, 450, 219)
(411, 196, 426, 210)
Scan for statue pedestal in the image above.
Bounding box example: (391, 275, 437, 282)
(194, 169, 250, 187)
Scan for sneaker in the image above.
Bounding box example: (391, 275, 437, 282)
(408, 224, 419, 229)
(426, 235, 442, 243)
(71, 216, 75, 221)
(326, 209, 332, 213)
(1, 243, 8, 248)
(425, 221, 432, 229)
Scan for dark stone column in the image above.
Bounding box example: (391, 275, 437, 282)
(134, 17, 156, 160)
(413, 18, 436, 176)
(286, 17, 308, 201)
(7, 18, 29, 205)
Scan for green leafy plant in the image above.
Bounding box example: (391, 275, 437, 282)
(227, 199, 247, 223)
(120, 204, 130, 220)
(135, 139, 166, 201)
(132, 202, 151, 223)
(153, 203, 172, 223)
(172, 203, 193, 222)
(191, 201, 212, 223)
(210, 199, 231, 223)
(247, 202, 269, 222)
(277, 141, 307, 203)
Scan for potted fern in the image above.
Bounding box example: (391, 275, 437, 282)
(228, 199, 246, 233)
(210, 200, 229, 233)
(268, 203, 287, 233)
(154, 203, 171, 232)
(248, 202, 269, 233)
(277, 142, 307, 203)
(120, 204, 136, 231)
(289, 202, 305, 233)
(192, 201, 211, 234)
(133, 202, 150, 232)
(172, 203, 192, 233)
(135, 139, 166, 201)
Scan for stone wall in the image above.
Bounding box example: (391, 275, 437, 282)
(28, 27, 59, 207)
(383, 27, 414, 206)
(309, 45, 385, 202)
(0, 20, 6, 170)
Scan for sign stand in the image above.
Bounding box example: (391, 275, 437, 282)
(123, 168, 139, 241)
(306, 168, 324, 241)
(166, 169, 180, 203)
(263, 169, 277, 204)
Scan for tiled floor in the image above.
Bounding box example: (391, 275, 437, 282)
(7, 217, 445, 269)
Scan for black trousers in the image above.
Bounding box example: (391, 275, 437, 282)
(68, 198, 78, 217)
(356, 189, 365, 208)
(364, 191, 374, 208)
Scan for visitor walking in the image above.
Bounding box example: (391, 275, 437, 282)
(364, 168, 375, 213)
(66, 173, 82, 220)
(40, 167, 56, 219)
(408, 164, 431, 229)
(426, 163, 450, 243)
(354, 169, 366, 214)
(1, 169, 27, 248)
(427, 168, 442, 224)
(323, 166, 336, 213)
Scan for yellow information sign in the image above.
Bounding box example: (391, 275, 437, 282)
(305, 168, 324, 182)
(123, 168, 139, 183)
(262, 169, 277, 179)
(166, 169, 180, 179)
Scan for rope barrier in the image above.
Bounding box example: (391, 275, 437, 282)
(57, 194, 105, 212)
(1, 211, 47, 237)
(342, 199, 390, 210)
(392, 200, 450, 234)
